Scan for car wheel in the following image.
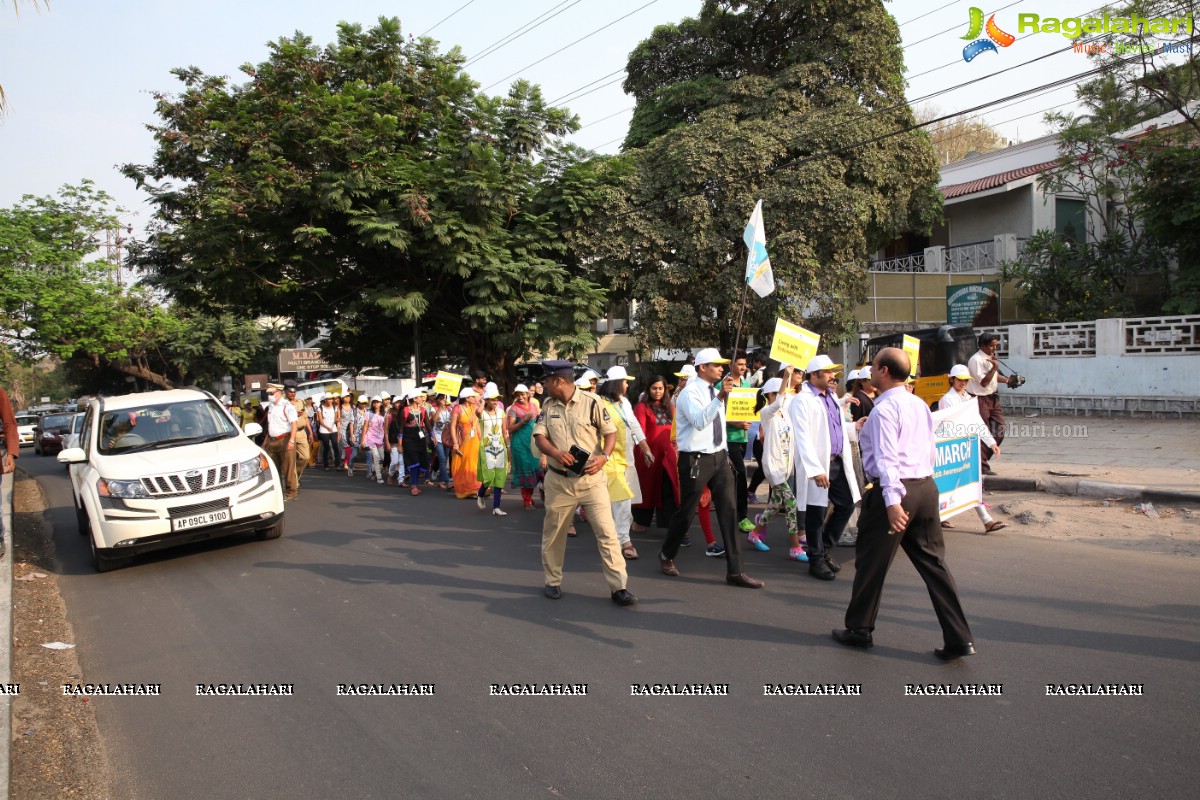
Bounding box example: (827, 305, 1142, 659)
(85, 515, 131, 573)
(255, 519, 284, 541)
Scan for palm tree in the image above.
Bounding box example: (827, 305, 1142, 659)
(1, 1, 50, 115)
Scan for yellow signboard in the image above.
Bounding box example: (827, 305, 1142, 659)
(725, 387, 760, 423)
(432, 371, 467, 397)
(902, 335, 920, 378)
(768, 319, 821, 369)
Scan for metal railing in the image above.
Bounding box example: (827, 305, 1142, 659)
(868, 252, 925, 273)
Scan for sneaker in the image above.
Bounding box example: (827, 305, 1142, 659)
(476, 495, 486, 511)
(788, 546, 809, 562)
(680, 536, 692, 548)
(376, 478, 384, 485)
(492, 508, 508, 516)
(346, 466, 353, 476)
(747, 533, 769, 552)
(738, 518, 756, 533)
(705, 542, 726, 557)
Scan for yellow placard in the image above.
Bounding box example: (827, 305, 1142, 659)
(432, 371, 466, 397)
(725, 387, 759, 423)
(902, 335, 920, 378)
(768, 319, 821, 369)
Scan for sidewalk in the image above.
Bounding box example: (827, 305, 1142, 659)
(985, 415, 1200, 504)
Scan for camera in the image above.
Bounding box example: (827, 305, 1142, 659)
(1007, 373, 1026, 389)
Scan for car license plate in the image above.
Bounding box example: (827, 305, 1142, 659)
(171, 509, 231, 532)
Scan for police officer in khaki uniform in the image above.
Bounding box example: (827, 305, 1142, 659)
(284, 380, 313, 488)
(533, 361, 636, 606)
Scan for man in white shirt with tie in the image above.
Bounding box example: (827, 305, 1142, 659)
(659, 348, 763, 588)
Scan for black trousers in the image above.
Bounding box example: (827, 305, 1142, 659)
(663, 450, 744, 575)
(318, 432, 339, 469)
(804, 458, 855, 561)
(632, 470, 678, 529)
(727, 441, 749, 521)
(747, 438, 765, 495)
(844, 477, 973, 647)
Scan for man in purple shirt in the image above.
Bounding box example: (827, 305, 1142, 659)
(833, 347, 975, 661)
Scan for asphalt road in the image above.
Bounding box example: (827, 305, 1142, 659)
(22, 453, 1200, 800)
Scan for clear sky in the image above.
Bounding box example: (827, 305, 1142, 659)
(0, 0, 1129, 230)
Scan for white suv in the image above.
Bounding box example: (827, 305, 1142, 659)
(58, 389, 285, 572)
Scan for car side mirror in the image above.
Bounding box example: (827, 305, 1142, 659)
(243, 423, 263, 437)
(57, 447, 86, 464)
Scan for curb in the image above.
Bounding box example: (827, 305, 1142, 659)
(983, 473, 1200, 506)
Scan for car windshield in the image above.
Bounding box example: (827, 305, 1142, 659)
(98, 399, 239, 455)
(41, 414, 74, 432)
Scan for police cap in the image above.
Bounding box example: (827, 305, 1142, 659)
(540, 360, 576, 379)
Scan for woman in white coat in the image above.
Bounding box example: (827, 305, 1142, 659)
(788, 355, 861, 579)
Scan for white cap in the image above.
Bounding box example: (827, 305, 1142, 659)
(859, 365, 871, 378)
(483, 384, 501, 399)
(357, 395, 368, 403)
(761, 377, 783, 394)
(674, 364, 696, 378)
(458, 388, 476, 399)
(575, 375, 593, 388)
(380, 391, 391, 399)
(805, 355, 843, 374)
(407, 387, 427, 400)
(694, 347, 730, 366)
(514, 384, 530, 394)
(605, 365, 630, 382)
(371, 395, 382, 402)
(949, 364, 971, 380)
(845, 368, 861, 381)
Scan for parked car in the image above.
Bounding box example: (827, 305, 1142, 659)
(61, 412, 86, 465)
(33, 412, 76, 456)
(15, 414, 38, 447)
(57, 388, 285, 572)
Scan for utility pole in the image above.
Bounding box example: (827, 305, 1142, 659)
(104, 224, 133, 286)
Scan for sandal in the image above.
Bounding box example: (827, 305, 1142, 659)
(630, 523, 648, 533)
(410, 486, 421, 496)
(622, 544, 639, 560)
(567, 526, 577, 537)
(985, 520, 1007, 532)
(941, 521, 955, 528)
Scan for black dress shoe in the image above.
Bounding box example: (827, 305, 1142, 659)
(832, 628, 874, 649)
(611, 589, 637, 606)
(543, 585, 563, 600)
(659, 553, 680, 577)
(824, 554, 841, 573)
(934, 642, 977, 661)
(726, 573, 764, 589)
(809, 560, 836, 581)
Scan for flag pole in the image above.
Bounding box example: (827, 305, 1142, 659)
(731, 266, 750, 359)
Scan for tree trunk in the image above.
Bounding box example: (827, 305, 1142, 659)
(110, 360, 175, 390)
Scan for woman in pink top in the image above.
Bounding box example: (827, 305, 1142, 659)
(361, 398, 387, 484)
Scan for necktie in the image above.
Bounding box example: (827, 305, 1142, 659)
(710, 384, 723, 447)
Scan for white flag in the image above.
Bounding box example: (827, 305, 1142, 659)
(743, 199, 774, 298)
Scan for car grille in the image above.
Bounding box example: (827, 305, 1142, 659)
(168, 498, 231, 516)
(141, 463, 240, 497)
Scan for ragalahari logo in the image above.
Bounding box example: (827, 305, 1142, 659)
(961, 6, 1016, 62)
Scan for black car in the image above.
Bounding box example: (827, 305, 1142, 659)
(34, 412, 76, 456)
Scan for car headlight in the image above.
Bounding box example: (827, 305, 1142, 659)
(238, 454, 269, 482)
(97, 478, 150, 499)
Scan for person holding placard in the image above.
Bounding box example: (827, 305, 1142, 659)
(748, 370, 808, 562)
(789, 355, 861, 581)
(725, 352, 755, 533)
(659, 348, 763, 589)
(938, 365, 1006, 533)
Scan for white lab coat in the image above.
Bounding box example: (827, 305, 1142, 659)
(788, 383, 861, 508)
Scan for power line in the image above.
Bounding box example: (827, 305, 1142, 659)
(578, 105, 635, 129)
(898, 0, 965, 28)
(554, 74, 628, 107)
(548, 68, 626, 106)
(902, 0, 1026, 51)
(483, 0, 662, 92)
(420, 0, 479, 38)
(465, 0, 585, 67)
(567, 38, 1196, 231)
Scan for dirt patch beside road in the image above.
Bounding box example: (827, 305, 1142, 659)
(955, 491, 1200, 557)
(10, 474, 111, 799)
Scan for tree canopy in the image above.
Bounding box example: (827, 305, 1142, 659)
(124, 18, 609, 384)
(0, 182, 273, 392)
(583, 0, 942, 352)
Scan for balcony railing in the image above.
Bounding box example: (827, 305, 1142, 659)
(869, 252, 925, 273)
(870, 237, 1028, 274)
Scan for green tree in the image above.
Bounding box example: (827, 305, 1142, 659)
(0, 183, 271, 391)
(587, 0, 942, 352)
(123, 18, 608, 386)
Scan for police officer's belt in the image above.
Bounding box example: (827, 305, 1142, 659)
(547, 465, 573, 478)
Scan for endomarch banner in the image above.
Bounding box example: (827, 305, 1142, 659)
(931, 400, 994, 521)
(959, 5, 1193, 61)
